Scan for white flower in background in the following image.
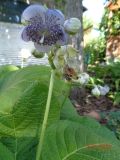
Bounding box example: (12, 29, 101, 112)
(78, 73, 90, 85)
(98, 85, 110, 96)
(64, 18, 81, 35)
(91, 85, 101, 97)
(92, 85, 110, 97)
(19, 48, 31, 68)
(20, 48, 31, 59)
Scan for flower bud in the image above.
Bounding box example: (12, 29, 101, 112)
(53, 47, 65, 69)
(64, 18, 81, 35)
(92, 86, 100, 97)
(32, 49, 45, 58)
(53, 45, 78, 69)
(65, 45, 79, 58)
(78, 73, 90, 85)
(53, 54, 65, 69)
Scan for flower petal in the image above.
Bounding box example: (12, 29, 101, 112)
(21, 27, 30, 42)
(45, 9, 65, 27)
(21, 4, 47, 24)
(34, 43, 52, 53)
(56, 29, 67, 46)
(24, 24, 44, 43)
(54, 9, 65, 20)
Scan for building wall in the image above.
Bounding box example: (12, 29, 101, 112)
(0, 22, 48, 66)
(106, 35, 120, 59)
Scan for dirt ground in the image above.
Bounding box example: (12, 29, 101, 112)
(69, 87, 120, 122)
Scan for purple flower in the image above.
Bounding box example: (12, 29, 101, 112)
(21, 4, 66, 53)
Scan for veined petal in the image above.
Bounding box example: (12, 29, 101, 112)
(21, 4, 47, 24)
(34, 43, 52, 53)
(45, 9, 65, 27)
(21, 27, 30, 42)
(54, 9, 65, 21)
(56, 29, 67, 46)
(24, 23, 45, 43)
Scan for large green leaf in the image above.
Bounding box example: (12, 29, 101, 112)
(61, 98, 120, 143)
(41, 120, 120, 160)
(61, 98, 101, 129)
(0, 65, 19, 89)
(0, 65, 120, 160)
(0, 137, 37, 160)
(0, 65, 19, 79)
(0, 65, 69, 159)
(0, 66, 69, 137)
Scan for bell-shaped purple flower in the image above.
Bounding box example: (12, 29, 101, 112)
(21, 4, 66, 53)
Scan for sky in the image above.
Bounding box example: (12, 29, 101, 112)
(83, 0, 106, 24)
(83, 0, 107, 38)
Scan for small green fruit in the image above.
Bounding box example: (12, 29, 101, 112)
(64, 18, 81, 35)
(32, 49, 45, 58)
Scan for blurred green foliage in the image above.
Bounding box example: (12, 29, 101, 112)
(99, 9, 120, 37)
(101, 111, 120, 140)
(84, 36, 106, 65)
(54, 0, 66, 11)
(88, 62, 120, 105)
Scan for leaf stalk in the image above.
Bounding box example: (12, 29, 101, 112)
(36, 69, 55, 160)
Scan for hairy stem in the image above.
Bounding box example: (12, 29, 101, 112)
(36, 70, 55, 160)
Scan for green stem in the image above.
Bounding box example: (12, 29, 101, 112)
(36, 70, 55, 160)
